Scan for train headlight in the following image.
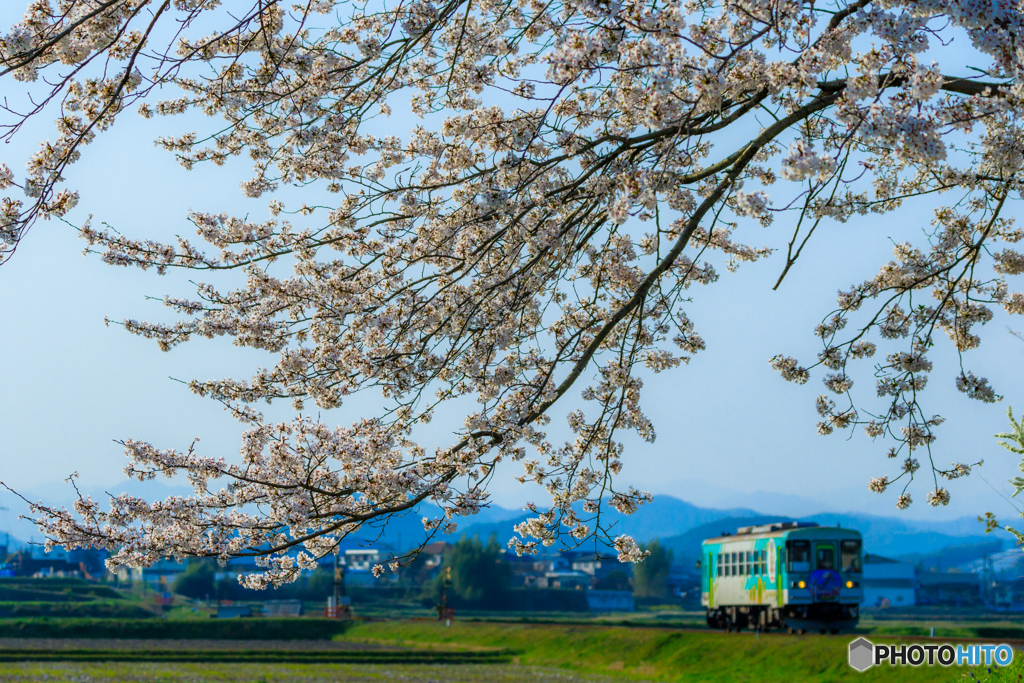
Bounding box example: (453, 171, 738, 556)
(797, 580, 806, 589)
(845, 580, 853, 589)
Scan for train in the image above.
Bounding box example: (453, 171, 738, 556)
(700, 521, 863, 634)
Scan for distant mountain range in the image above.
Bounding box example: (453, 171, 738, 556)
(413, 496, 1008, 567)
(2, 483, 1008, 568)
(652, 512, 1005, 565)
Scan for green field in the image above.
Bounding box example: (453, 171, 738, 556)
(0, 580, 1019, 682)
(336, 621, 1014, 682)
(0, 621, 1016, 682)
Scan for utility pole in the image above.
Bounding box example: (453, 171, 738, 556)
(330, 548, 349, 619)
(333, 549, 341, 610)
(436, 566, 452, 626)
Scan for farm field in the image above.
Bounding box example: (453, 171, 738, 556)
(0, 662, 628, 683)
(335, 620, 1018, 682)
(0, 621, 1016, 682)
(0, 580, 1020, 682)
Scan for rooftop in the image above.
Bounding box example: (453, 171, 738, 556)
(734, 521, 818, 535)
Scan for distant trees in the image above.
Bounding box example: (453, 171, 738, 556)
(172, 559, 216, 599)
(442, 536, 512, 609)
(992, 408, 1024, 546)
(632, 540, 673, 599)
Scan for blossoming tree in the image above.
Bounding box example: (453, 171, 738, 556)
(1, 0, 1022, 584)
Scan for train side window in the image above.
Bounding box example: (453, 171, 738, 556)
(760, 550, 768, 575)
(786, 540, 811, 572)
(717, 553, 722, 577)
(841, 540, 862, 573)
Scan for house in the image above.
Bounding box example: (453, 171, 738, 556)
(566, 552, 618, 581)
(344, 548, 381, 572)
(7, 550, 80, 578)
(863, 553, 915, 608)
(534, 553, 571, 573)
(421, 541, 451, 570)
(916, 570, 981, 606)
(536, 571, 590, 590)
(141, 559, 188, 589)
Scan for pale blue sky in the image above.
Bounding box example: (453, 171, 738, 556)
(1, 5, 1024, 547)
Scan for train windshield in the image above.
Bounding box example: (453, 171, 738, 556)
(841, 539, 862, 573)
(816, 544, 835, 570)
(786, 540, 810, 572)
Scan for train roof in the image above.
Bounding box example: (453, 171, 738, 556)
(701, 521, 861, 544)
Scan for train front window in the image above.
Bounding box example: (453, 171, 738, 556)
(816, 545, 835, 570)
(786, 540, 810, 572)
(841, 540, 862, 573)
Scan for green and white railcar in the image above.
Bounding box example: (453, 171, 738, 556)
(700, 521, 863, 633)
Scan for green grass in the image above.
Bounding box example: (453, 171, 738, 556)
(865, 622, 1024, 640)
(0, 619, 1019, 681)
(0, 578, 149, 619)
(336, 620, 1013, 682)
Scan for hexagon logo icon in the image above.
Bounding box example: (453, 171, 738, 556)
(849, 638, 874, 671)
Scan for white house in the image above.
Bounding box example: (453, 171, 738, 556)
(863, 553, 915, 608)
(343, 548, 382, 572)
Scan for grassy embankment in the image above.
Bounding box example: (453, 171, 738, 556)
(0, 578, 151, 619)
(0, 618, 1016, 681)
(338, 620, 1021, 683)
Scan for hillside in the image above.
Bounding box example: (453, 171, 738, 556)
(436, 497, 1004, 565)
(656, 512, 1004, 564)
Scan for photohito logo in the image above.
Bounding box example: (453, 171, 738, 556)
(848, 637, 1014, 671)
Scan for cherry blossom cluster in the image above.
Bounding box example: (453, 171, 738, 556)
(3, 0, 1024, 582)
